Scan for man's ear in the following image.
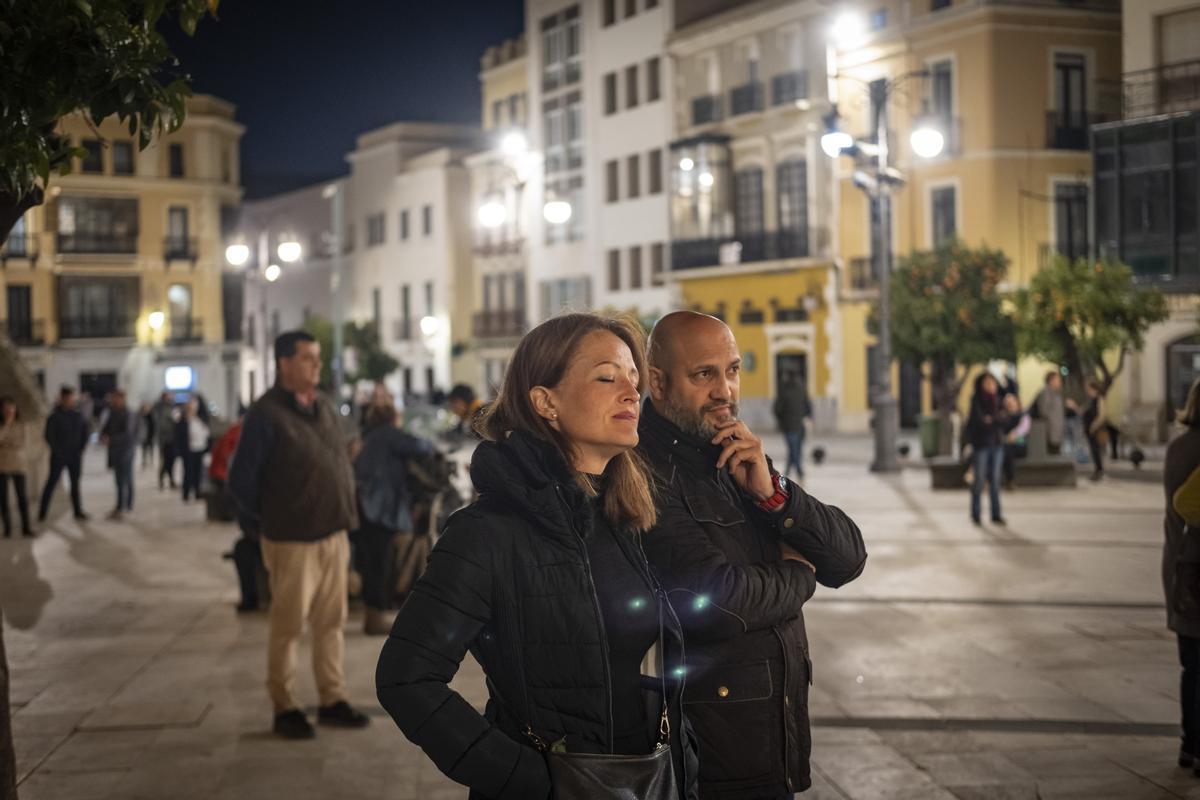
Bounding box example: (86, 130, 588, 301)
(647, 367, 667, 402)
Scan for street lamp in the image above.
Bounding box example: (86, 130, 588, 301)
(224, 242, 250, 267)
(824, 69, 939, 473)
(543, 199, 572, 225)
(276, 238, 302, 264)
(148, 311, 165, 331)
(264, 263, 281, 283)
(478, 199, 508, 229)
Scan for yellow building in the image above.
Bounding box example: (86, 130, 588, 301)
(0, 95, 245, 416)
(830, 0, 1122, 430)
(666, 0, 843, 432)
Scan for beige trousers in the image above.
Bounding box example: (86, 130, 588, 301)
(260, 531, 349, 713)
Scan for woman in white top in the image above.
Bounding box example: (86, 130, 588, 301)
(0, 396, 31, 537)
(176, 397, 210, 502)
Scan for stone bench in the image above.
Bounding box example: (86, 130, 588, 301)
(929, 455, 1077, 489)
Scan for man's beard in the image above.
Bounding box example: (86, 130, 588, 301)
(657, 394, 739, 441)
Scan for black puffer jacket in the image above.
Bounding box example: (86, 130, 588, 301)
(376, 429, 699, 800)
(638, 401, 866, 799)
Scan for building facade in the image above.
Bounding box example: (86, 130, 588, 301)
(1093, 0, 1200, 439)
(830, 0, 1121, 431)
(0, 95, 245, 418)
(666, 0, 842, 431)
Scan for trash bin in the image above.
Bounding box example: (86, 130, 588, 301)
(919, 414, 941, 459)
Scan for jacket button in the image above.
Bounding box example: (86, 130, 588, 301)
(717, 686, 730, 698)
(783, 518, 794, 528)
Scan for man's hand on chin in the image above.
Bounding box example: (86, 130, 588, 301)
(711, 419, 775, 500)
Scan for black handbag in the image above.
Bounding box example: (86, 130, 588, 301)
(490, 591, 679, 800)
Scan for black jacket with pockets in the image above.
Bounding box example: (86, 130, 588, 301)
(376, 429, 699, 800)
(638, 401, 866, 799)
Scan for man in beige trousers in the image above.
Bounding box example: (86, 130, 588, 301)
(229, 330, 370, 739)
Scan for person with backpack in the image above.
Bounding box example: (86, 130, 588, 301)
(352, 399, 434, 635)
(1165, 377, 1200, 775)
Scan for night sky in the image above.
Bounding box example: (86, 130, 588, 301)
(164, 0, 525, 199)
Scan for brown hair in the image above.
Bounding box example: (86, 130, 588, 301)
(475, 312, 657, 532)
(366, 402, 397, 429)
(1179, 377, 1200, 428)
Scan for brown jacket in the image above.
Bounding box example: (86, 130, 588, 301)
(0, 421, 25, 475)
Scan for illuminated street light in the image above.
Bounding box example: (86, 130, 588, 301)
(910, 108, 946, 158)
(148, 311, 165, 331)
(277, 238, 302, 263)
(478, 199, 508, 228)
(543, 199, 572, 225)
(679, 157, 695, 171)
(225, 242, 250, 266)
(697, 172, 714, 188)
(830, 10, 866, 48)
(419, 315, 441, 337)
(264, 263, 281, 282)
(500, 130, 528, 157)
(821, 129, 854, 159)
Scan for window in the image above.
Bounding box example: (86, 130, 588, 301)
(776, 159, 808, 255)
(544, 100, 564, 172)
(58, 276, 139, 338)
(929, 60, 953, 121)
(508, 93, 521, 124)
(401, 285, 412, 336)
(608, 249, 621, 291)
(541, 277, 591, 319)
(651, 242, 665, 285)
(424, 281, 434, 316)
(625, 65, 639, 109)
(167, 283, 193, 332)
(567, 175, 585, 241)
(422, 204, 433, 236)
(606, 160, 620, 203)
(647, 57, 661, 102)
(371, 288, 382, 330)
(629, 246, 643, 289)
(57, 196, 139, 253)
(931, 185, 957, 245)
(367, 213, 386, 246)
(627, 154, 641, 199)
(1054, 52, 1088, 130)
(400, 209, 409, 240)
(168, 143, 185, 178)
(603, 0, 616, 26)
(1054, 182, 1089, 262)
(81, 139, 103, 173)
(166, 206, 189, 257)
(624, 0, 636, 18)
(493, 99, 505, 128)
(565, 91, 583, 169)
(734, 167, 765, 234)
(605, 72, 618, 115)
(648, 149, 663, 194)
(543, 7, 580, 90)
(112, 141, 134, 175)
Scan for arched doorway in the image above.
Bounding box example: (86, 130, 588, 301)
(1167, 333, 1200, 420)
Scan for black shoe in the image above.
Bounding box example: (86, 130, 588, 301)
(317, 700, 370, 728)
(1089, 471, 1103, 482)
(235, 601, 259, 613)
(992, 517, 1007, 526)
(1180, 748, 1195, 768)
(22, 530, 33, 538)
(2, 530, 9, 539)
(74, 512, 90, 521)
(971, 516, 982, 526)
(273, 709, 315, 740)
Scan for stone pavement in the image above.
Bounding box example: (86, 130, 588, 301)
(0, 433, 1194, 799)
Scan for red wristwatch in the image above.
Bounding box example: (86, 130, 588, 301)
(756, 473, 789, 512)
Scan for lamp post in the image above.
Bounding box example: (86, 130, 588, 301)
(225, 228, 300, 397)
(824, 12, 944, 473)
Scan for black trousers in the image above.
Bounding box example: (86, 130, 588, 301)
(352, 521, 397, 610)
(0, 473, 30, 535)
(38, 455, 83, 519)
(159, 441, 177, 488)
(1088, 434, 1105, 474)
(181, 451, 204, 500)
(1180, 635, 1200, 754)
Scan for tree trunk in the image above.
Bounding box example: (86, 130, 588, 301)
(0, 187, 44, 244)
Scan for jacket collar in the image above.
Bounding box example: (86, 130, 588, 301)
(267, 385, 322, 419)
(639, 398, 723, 473)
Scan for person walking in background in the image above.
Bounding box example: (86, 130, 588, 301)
(773, 369, 813, 481)
(353, 400, 434, 635)
(0, 397, 32, 538)
(176, 397, 210, 502)
(1161, 377, 1200, 774)
(152, 391, 178, 489)
(1031, 370, 1076, 456)
(139, 402, 156, 469)
(101, 389, 140, 520)
(376, 313, 698, 798)
(446, 383, 482, 437)
(1083, 378, 1109, 482)
(38, 386, 90, 522)
(228, 330, 370, 740)
(966, 372, 1007, 526)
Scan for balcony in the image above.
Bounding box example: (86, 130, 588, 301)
(167, 317, 203, 344)
(1, 235, 39, 265)
(1123, 58, 1200, 118)
(729, 82, 764, 117)
(771, 70, 809, 107)
(472, 309, 526, 339)
(1, 319, 46, 346)
(1046, 110, 1114, 150)
(671, 229, 810, 271)
(163, 236, 198, 264)
(691, 94, 723, 126)
(847, 256, 878, 291)
(56, 232, 138, 255)
(393, 319, 414, 341)
(58, 315, 136, 340)
(473, 238, 524, 257)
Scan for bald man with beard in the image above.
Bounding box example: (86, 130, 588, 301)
(638, 311, 866, 800)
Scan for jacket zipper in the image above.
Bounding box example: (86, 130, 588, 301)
(556, 485, 615, 753)
(772, 626, 794, 792)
